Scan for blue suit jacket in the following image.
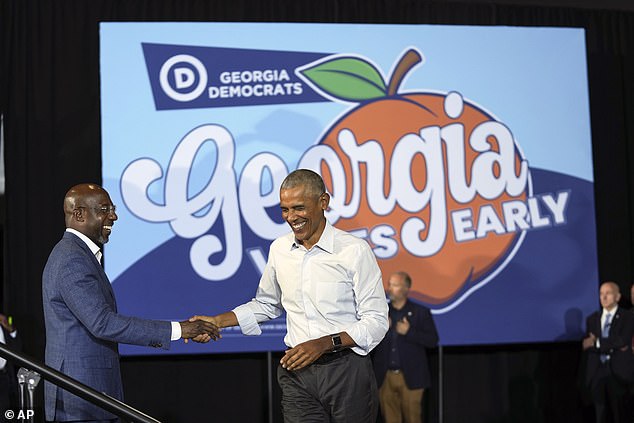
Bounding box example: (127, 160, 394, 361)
(42, 231, 172, 421)
(372, 300, 438, 390)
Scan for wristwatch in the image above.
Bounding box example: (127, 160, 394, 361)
(330, 333, 342, 352)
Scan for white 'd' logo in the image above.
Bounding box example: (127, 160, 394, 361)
(159, 54, 208, 102)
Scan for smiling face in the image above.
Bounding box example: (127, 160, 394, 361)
(280, 185, 329, 250)
(65, 184, 118, 247)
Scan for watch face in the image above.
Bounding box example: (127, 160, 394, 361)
(332, 334, 342, 347)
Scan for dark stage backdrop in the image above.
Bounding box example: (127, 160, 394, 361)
(1, 1, 633, 422)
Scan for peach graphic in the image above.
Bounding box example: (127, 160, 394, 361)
(300, 48, 527, 308)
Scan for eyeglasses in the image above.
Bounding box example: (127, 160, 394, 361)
(78, 205, 117, 215)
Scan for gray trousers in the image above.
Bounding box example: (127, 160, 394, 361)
(277, 351, 378, 423)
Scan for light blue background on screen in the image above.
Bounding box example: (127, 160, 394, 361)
(100, 23, 593, 299)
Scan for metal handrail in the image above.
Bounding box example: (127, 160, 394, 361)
(0, 343, 162, 423)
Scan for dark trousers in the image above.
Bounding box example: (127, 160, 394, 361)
(278, 351, 378, 423)
(590, 363, 630, 423)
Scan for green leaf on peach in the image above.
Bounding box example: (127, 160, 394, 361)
(300, 57, 387, 102)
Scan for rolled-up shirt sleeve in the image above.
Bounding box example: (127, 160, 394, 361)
(345, 242, 389, 354)
(233, 259, 284, 336)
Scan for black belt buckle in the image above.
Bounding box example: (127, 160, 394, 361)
(313, 348, 353, 365)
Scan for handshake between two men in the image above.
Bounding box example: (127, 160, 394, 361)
(182, 312, 346, 373)
(182, 313, 234, 344)
(181, 312, 328, 371)
(179, 318, 223, 342)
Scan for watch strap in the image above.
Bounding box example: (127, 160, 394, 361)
(330, 333, 342, 352)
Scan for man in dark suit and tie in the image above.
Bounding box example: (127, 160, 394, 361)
(42, 183, 219, 423)
(372, 271, 438, 423)
(582, 281, 634, 423)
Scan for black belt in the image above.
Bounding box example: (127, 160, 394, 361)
(313, 348, 354, 365)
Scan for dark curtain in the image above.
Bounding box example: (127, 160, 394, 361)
(1, 1, 633, 422)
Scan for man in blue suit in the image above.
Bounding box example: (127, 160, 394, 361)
(42, 183, 219, 423)
(372, 271, 439, 423)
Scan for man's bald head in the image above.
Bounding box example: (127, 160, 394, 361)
(63, 183, 117, 247)
(64, 184, 106, 227)
(601, 281, 620, 294)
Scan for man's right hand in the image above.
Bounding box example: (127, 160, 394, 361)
(187, 312, 238, 343)
(581, 333, 596, 350)
(187, 315, 220, 343)
(179, 320, 220, 342)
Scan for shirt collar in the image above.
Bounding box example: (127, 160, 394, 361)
(66, 228, 101, 257)
(291, 219, 334, 254)
(602, 306, 618, 318)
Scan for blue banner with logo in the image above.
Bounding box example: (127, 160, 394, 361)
(100, 22, 598, 355)
(142, 43, 329, 109)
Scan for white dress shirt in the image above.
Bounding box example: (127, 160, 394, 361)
(600, 307, 616, 333)
(233, 221, 389, 355)
(596, 306, 618, 349)
(65, 229, 181, 340)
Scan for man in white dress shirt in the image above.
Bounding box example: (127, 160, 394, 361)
(192, 169, 389, 422)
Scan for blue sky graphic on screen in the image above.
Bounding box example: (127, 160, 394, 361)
(100, 22, 597, 355)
